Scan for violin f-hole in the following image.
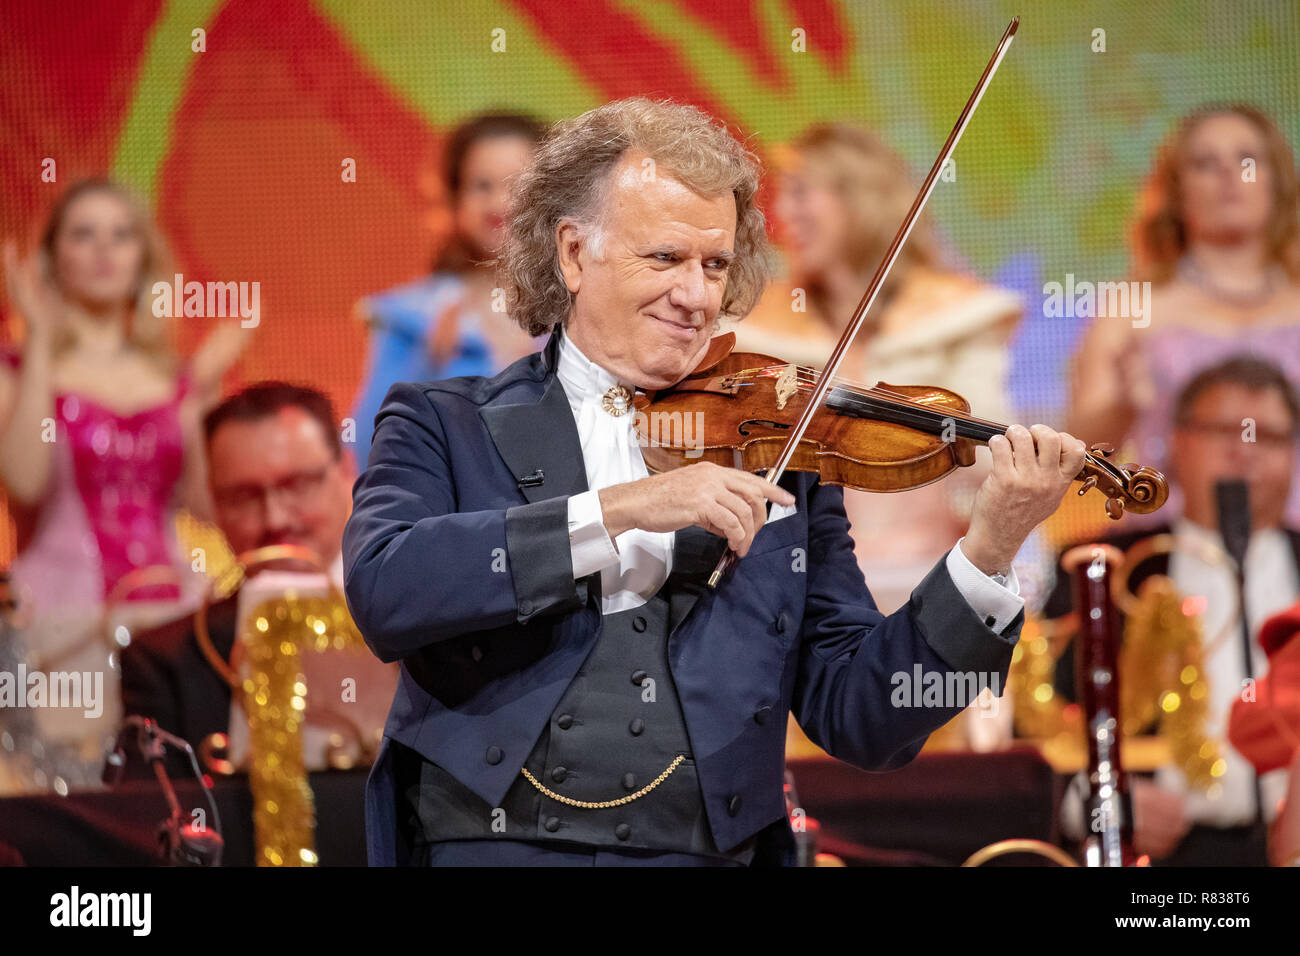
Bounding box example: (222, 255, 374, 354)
(738, 419, 791, 436)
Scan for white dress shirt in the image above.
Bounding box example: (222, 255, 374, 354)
(555, 326, 1024, 626)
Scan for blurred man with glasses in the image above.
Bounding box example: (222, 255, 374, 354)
(1047, 355, 1300, 865)
(117, 383, 354, 778)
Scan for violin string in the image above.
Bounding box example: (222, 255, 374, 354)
(793, 369, 1010, 431)
(728, 365, 1009, 432)
(728, 364, 1004, 440)
(832, 390, 1006, 441)
(809, 366, 1110, 472)
(736, 363, 992, 420)
(761, 364, 1096, 443)
(722, 364, 1110, 473)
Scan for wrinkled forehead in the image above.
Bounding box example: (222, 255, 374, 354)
(599, 153, 737, 245)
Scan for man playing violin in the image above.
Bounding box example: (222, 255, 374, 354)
(343, 97, 1088, 866)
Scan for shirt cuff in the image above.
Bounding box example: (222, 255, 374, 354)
(567, 490, 621, 580)
(946, 536, 1025, 634)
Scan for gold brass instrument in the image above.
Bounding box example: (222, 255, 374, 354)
(962, 839, 1079, 867)
(1010, 532, 1232, 779)
(974, 531, 1239, 867)
(1112, 534, 1233, 794)
(193, 545, 373, 867)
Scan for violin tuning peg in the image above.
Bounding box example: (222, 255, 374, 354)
(1090, 442, 1115, 458)
(1105, 497, 1125, 520)
(1077, 476, 1098, 497)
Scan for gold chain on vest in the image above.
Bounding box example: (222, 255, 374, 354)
(519, 754, 686, 808)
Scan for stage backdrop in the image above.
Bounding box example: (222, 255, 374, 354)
(2, 0, 1298, 594)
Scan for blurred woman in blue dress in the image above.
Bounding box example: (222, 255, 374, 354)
(350, 112, 546, 463)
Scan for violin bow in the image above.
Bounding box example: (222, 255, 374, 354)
(708, 16, 1020, 588)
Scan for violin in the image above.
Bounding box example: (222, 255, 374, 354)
(632, 16, 1168, 587)
(633, 331, 1169, 518)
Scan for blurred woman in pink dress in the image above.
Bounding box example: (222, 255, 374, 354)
(1068, 104, 1300, 528)
(0, 178, 249, 792)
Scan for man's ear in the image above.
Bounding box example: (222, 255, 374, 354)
(556, 218, 584, 295)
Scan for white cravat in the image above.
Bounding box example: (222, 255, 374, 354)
(557, 328, 675, 613)
(555, 325, 1021, 624)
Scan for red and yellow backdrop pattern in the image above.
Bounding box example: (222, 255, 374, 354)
(3, 0, 1298, 574)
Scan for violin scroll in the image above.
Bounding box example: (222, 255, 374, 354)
(1076, 444, 1168, 519)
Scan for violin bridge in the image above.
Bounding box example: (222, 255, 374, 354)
(774, 364, 798, 411)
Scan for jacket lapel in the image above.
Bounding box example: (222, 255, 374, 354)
(479, 324, 725, 629)
(479, 328, 588, 504)
(667, 525, 727, 632)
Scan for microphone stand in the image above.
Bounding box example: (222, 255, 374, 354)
(1230, 555, 1266, 835)
(105, 716, 225, 867)
(1216, 481, 1265, 838)
(1227, 561, 1258, 837)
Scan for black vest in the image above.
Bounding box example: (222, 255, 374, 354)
(396, 580, 756, 864)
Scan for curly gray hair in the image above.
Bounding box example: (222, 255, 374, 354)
(501, 97, 775, 337)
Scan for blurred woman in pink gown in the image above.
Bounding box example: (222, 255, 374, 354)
(0, 178, 249, 792)
(1068, 104, 1300, 528)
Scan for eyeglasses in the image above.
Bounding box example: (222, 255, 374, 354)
(1176, 419, 1296, 449)
(213, 465, 333, 517)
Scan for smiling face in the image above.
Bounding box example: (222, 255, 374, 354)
(556, 151, 737, 389)
(1179, 112, 1274, 244)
